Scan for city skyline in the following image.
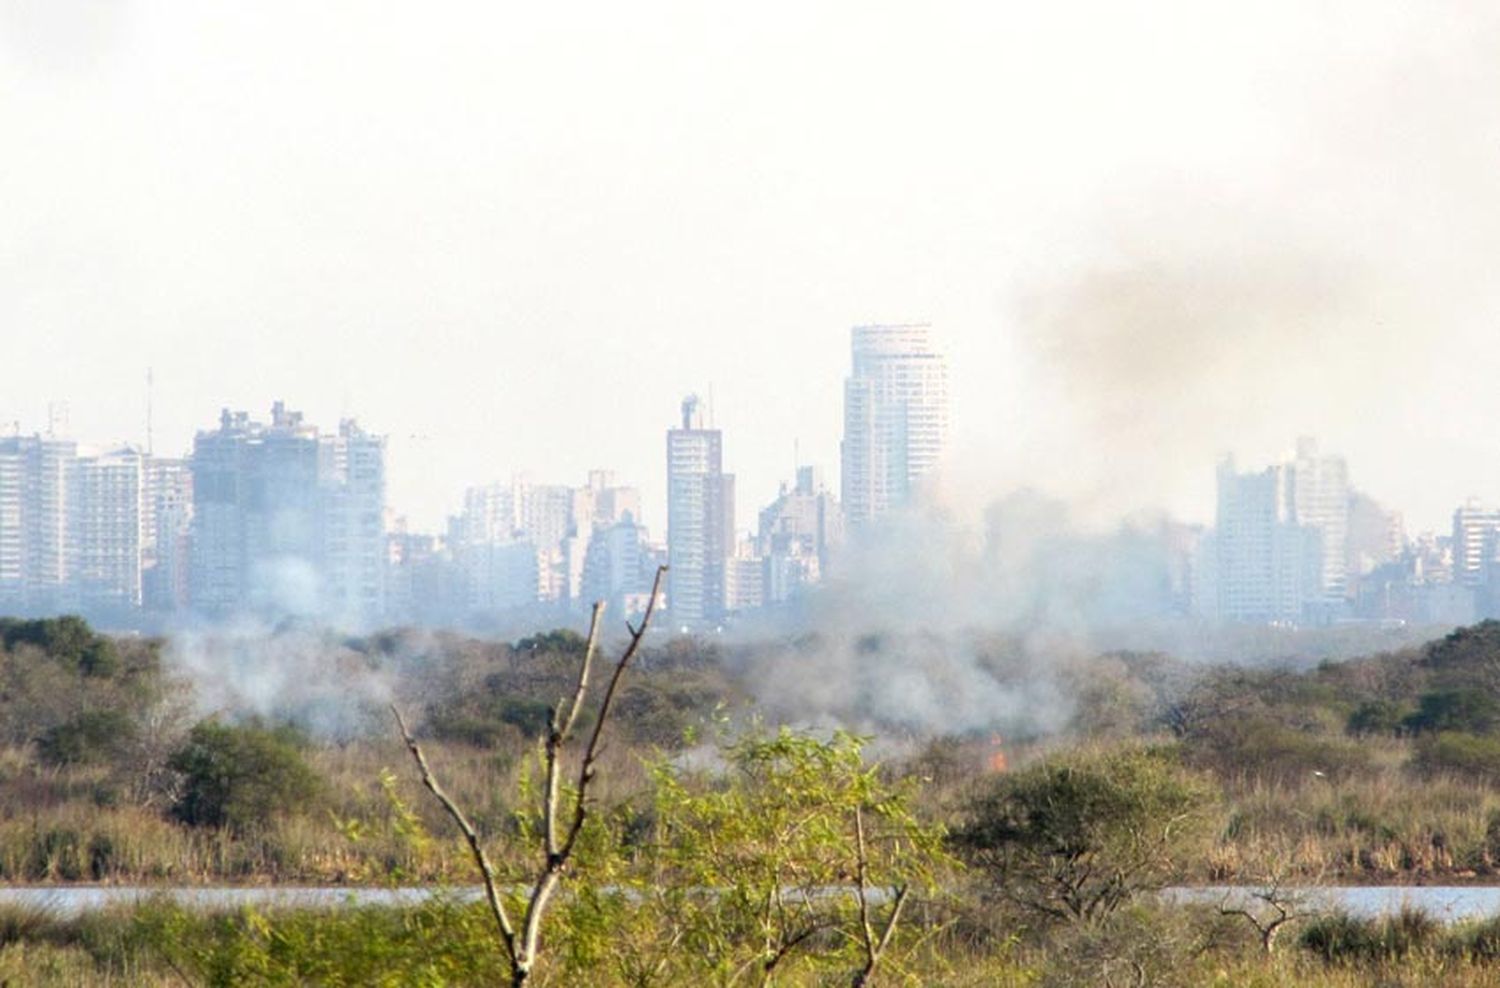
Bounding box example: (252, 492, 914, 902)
(16, 371, 1500, 635)
(8, 4, 1500, 538)
(11, 378, 1500, 544)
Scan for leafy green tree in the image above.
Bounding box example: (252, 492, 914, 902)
(954, 745, 1219, 924)
(633, 728, 950, 986)
(168, 720, 322, 831)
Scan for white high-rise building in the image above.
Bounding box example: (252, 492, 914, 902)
(666, 395, 734, 629)
(319, 420, 387, 621)
(581, 511, 652, 618)
(1215, 457, 1320, 624)
(1289, 437, 1349, 602)
(0, 443, 25, 609)
(841, 324, 949, 526)
(0, 435, 78, 612)
(188, 403, 387, 624)
(143, 458, 193, 612)
(757, 465, 842, 605)
(1452, 500, 1500, 589)
(70, 447, 145, 611)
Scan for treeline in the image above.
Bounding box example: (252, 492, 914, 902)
(8, 617, 1500, 983)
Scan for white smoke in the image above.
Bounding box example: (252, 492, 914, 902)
(164, 621, 396, 740)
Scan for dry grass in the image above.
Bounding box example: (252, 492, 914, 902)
(1212, 754, 1500, 882)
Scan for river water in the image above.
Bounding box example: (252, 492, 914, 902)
(1167, 886, 1500, 922)
(4, 885, 1500, 921)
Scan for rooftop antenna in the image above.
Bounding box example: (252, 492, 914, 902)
(46, 401, 68, 438)
(707, 382, 715, 429)
(146, 367, 155, 456)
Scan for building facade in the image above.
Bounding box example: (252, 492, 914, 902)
(188, 403, 387, 625)
(841, 324, 949, 526)
(1214, 456, 1321, 623)
(1289, 437, 1350, 603)
(666, 395, 734, 629)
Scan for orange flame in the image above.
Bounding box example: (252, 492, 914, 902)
(986, 734, 1008, 774)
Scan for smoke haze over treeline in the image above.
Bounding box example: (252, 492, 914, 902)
(8, 2, 1500, 734)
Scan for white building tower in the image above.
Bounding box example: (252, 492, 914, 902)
(666, 395, 734, 630)
(840, 324, 949, 526)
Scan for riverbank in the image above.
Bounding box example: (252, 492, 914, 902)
(11, 883, 1500, 922)
(9, 889, 1500, 986)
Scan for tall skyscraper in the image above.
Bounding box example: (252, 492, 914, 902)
(1214, 456, 1320, 623)
(666, 395, 734, 629)
(142, 457, 194, 612)
(70, 447, 145, 612)
(318, 420, 388, 620)
(756, 465, 844, 605)
(580, 511, 653, 619)
(841, 324, 949, 526)
(0, 444, 20, 610)
(188, 402, 387, 624)
(1451, 500, 1500, 589)
(1289, 437, 1350, 602)
(0, 435, 78, 613)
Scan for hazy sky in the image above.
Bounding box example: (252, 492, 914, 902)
(5, 2, 1499, 533)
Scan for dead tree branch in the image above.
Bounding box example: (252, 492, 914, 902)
(392, 704, 517, 959)
(394, 564, 669, 988)
(851, 804, 912, 988)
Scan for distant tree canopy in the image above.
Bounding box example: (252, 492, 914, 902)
(512, 628, 588, 656)
(0, 615, 121, 676)
(1422, 620, 1500, 673)
(1403, 690, 1500, 736)
(0, 616, 164, 776)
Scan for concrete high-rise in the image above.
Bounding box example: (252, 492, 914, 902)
(580, 511, 653, 619)
(142, 457, 193, 611)
(756, 466, 843, 605)
(69, 447, 145, 612)
(1451, 500, 1500, 589)
(188, 402, 387, 624)
(841, 324, 949, 526)
(318, 420, 388, 621)
(1289, 437, 1350, 602)
(666, 395, 734, 629)
(1214, 457, 1321, 624)
(0, 435, 78, 613)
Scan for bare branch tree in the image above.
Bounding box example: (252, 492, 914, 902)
(1218, 842, 1322, 955)
(1217, 875, 1314, 954)
(394, 564, 668, 988)
(851, 804, 912, 988)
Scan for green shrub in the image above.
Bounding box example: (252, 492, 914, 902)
(429, 695, 552, 746)
(168, 721, 322, 831)
(1346, 699, 1409, 737)
(1404, 690, 1500, 735)
(1412, 732, 1500, 783)
(0, 616, 120, 677)
(953, 744, 1219, 923)
(37, 709, 137, 766)
(1190, 717, 1373, 783)
(1299, 905, 1440, 963)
